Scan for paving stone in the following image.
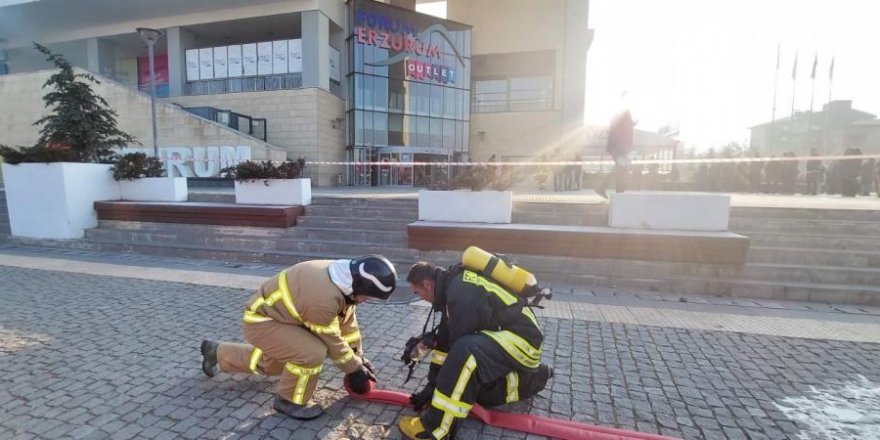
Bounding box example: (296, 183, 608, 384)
(0, 265, 878, 440)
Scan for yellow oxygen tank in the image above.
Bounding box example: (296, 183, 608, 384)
(461, 246, 537, 294)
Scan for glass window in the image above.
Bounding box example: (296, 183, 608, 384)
(417, 116, 430, 147)
(430, 118, 442, 147)
(430, 85, 443, 118)
(354, 110, 363, 145)
(374, 112, 388, 147)
(362, 75, 374, 111)
(443, 119, 455, 150)
(444, 86, 457, 119)
(374, 76, 387, 111)
(363, 111, 374, 146)
(471, 76, 552, 113)
(354, 74, 364, 110)
(389, 80, 405, 113)
(389, 113, 404, 146)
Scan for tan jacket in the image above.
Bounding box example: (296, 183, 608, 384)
(242, 260, 363, 374)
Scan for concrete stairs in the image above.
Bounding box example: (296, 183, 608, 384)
(4, 189, 879, 305)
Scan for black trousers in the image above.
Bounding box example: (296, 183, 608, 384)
(420, 334, 550, 439)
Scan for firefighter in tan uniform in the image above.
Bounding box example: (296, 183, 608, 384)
(200, 255, 398, 420)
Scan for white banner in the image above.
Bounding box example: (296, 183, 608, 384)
(198, 48, 214, 80)
(288, 39, 302, 73)
(213, 46, 228, 79)
(242, 43, 257, 76)
(185, 49, 199, 81)
(329, 46, 341, 82)
(227, 45, 242, 78)
(257, 42, 273, 76)
(272, 40, 288, 75)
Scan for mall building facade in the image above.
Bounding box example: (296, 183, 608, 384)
(0, 0, 590, 186)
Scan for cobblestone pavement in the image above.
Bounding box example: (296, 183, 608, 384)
(2, 265, 880, 440)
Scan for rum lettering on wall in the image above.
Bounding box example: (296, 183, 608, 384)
(120, 146, 252, 177)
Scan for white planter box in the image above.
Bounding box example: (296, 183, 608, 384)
(234, 178, 312, 205)
(119, 177, 188, 202)
(2, 162, 121, 239)
(418, 190, 513, 223)
(609, 191, 731, 231)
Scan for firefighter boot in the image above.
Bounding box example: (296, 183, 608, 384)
(273, 396, 324, 420)
(398, 416, 433, 439)
(200, 340, 219, 378)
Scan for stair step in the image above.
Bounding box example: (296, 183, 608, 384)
(290, 227, 407, 244)
(311, 197, 418, 208)
(748, 246, 880, 268)
(295, 216, 413, 230)
(744, 232, 880, 250)
(95, 220, 294, 237)
(303, 205, 418, 219)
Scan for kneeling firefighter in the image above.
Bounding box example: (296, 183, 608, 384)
(399, 247, 553, 439)
(200, 255, 397, 420)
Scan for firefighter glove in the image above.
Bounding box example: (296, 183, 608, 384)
(362, 358, 377, 378)
(346, 365, 377, 395)
(409, 382, 435, 411)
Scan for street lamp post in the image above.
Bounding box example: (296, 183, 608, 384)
(136, 27, 164, 158)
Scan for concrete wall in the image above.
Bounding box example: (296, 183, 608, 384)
(470, 112, 563, 161)
(0, 68, 286, 161)
(448, 0, 589, 161)
(167, 88, 346, 186)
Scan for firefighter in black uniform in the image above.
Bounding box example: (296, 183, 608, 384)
(398, 262, 553, 439)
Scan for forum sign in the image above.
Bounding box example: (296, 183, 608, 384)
(120, 146, 251, 178)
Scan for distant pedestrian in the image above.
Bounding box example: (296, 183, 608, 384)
(860, 158, 875, 196)
(805, 149, 823, 195)
(595, 93, 636, 199)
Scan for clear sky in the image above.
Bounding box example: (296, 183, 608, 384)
(419, 1, 880, 152)
(585, 0, 880, 151)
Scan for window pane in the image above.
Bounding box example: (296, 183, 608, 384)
(430, 118, 442, 148)
(443, 119, 455, 150)
(430, 85, 443, 118)
(374, 112, 388, 147)
(354, 110, 363, 145)
(417, 116, 430, 147)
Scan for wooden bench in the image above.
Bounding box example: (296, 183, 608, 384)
(95, 201, 304, 228)
(408, 221, 750, 265)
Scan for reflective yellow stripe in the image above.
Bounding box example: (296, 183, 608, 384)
(285, 362, 323, 404)
(242, 310, 273, 323)
(430, 390, 472, 418)
(277, 271, 301, 320)
(431, 350, 447, 366)
(333, 348, 355, 365)
(522, 307, 540, 329)
(248, 348, 263, 374)
(482, 330, 542, 369)
(505, 372, 519, 403)
(342, 330, 362, 344)
(433, 355, 477, 439)
(462, 270, 518, 305)
(285, 363, 323, 376)
(304, 318, 341, 335)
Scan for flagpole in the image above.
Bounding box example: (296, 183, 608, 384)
(808, 54, 817, 150)
(789, 51, 798, 152)
(770, 43, 780, 154)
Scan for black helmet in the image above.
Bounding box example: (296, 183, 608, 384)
(350, 255, 397, 300)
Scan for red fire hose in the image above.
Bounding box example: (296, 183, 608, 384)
(345, 380, 680, 440)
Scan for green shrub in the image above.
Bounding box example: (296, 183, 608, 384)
(427, 165, 518, 191)
(221, 157, 307, 181)
(0, 144, 78, 164)
(111, 152, 165, 181)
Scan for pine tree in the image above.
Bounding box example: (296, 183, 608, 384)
(31, 43, 137, 162)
